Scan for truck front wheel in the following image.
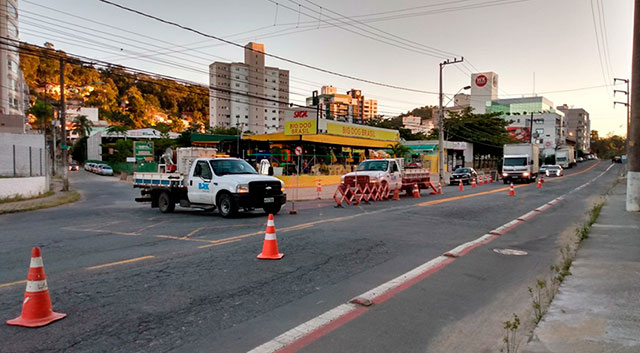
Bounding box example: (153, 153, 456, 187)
(217, 193, 238, 218)
(158, 191, 175, 213)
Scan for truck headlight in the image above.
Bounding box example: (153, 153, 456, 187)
(236, 184, 249, 193)
(280, 181, 285, 193)
(523, 172, 530, 177)
(502, 172, 508, 177)
(370, 177, 378, 183)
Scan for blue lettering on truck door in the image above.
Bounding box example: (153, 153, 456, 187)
(198, 183, 209, 190)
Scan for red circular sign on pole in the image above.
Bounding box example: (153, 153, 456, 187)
(475, 74, 488, 87)
(295, 146, 303, 156)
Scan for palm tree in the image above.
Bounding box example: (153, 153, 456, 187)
(388, 143, 411, 158)
(72, 115, 93, 138)
(106, 124, 129, 139)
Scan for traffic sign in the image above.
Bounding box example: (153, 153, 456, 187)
(61, 144, 69, 150)
(294, 146, 303, 156)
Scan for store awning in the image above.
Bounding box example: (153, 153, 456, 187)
(407, 144, 437, 152)
(243, 133, 397, 149)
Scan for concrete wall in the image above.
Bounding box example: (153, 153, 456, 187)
(0, 132, 47, 176)
(0, 176, 48, 198)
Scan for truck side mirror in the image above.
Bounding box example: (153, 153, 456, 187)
(268, 166, 274, 176)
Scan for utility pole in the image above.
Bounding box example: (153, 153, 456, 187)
(614, 78, 630, 148)
(438, 57, 464, 184)
(628, 0, 640, 212)
(60, 58, 69, 191)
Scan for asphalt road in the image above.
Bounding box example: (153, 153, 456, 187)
(0, 160, 621, 353)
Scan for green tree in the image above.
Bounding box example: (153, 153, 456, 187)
(71, 136, 88, 163)
(398, 105, 436, 120)
(125, 86, 147, 125)
(71, 115, 93, 138)
(29, 99, 53, 131)
(388, 143, 411, 158)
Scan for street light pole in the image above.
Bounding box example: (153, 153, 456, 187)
(627, 0, 640, 211)
(59, 57, 69, 191)
(438, 57, 464, 184)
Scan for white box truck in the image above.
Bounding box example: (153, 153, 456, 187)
(555, 146, 576, 168)
(502, 143, 539, 184)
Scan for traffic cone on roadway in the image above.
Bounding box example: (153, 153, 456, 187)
(485, 176, 489, 184)
(412, 183, 420, 198)
(458, 179, 464, 191)
(392, 187, 400, 200)
(508, 182, 515, 196)
(471, 178, 476, 188)
(489, 175, 493, 183)
(541, 175, 545, 184)
(537, 178, 542, 189)
(6, 247, 66, 327)
(437, 182, 443, 195)
(478, 176, 483, 185)
(316, 179, 322, 200)
(257, 214, 284, 260)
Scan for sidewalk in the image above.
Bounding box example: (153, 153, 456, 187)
(523, 179, 640, 353)
(0, 178, 80, 214)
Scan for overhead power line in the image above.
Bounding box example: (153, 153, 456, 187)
(96, 0, 439, 95)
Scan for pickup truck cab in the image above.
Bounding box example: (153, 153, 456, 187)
(134, 157, 286, 217)
(340, 159, 403, 191)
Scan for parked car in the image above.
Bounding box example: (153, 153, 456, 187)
(544, 165, 563, 177)
(100, 165, 114, 176)
(539, 165, 550, 175)
(577, 157, 585, 162)
(449, 167, 478, 185)
(612, 156, 622, 163)
(84, 163, 92, 171)
(69, 162, 79, 171)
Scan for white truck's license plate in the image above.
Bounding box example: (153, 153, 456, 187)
(264, 197, 274, 203)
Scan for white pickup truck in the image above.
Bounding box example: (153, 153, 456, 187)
(133, 148, 286, 217)
(340, 158, 433, 194)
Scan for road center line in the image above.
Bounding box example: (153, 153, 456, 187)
(85, 256, 155, 270)
(0, 279, 27, 289)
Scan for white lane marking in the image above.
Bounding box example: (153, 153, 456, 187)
(493, 249, 528, 256)
(248, 162, 616, 353)
(445, 234, 494, 257)
(248, 304, 359, 353)
(30, 256, 43, 268)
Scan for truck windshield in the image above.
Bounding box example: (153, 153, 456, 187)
(504, 157, 527, 166)
(210, 159, 257, 176)
(357, 160, 388, 171)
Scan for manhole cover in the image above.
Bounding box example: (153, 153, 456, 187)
(493, 248, 528, 256)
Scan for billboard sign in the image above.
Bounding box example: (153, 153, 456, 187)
(134, 141, 154, 162)
(326, 121, 399, 142)
(284, 108, 318, 135)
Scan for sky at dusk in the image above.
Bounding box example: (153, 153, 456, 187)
(18, 0, 635, 136)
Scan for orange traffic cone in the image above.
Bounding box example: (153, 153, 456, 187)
(537, 178, 542, 189)
(437, 182, 443, 195)
(471, 178, 476, 188)
(508, 182, 515, 196)
(257, 214, 284, 260)
(458, 179, 464, 191)
(412, 183, 420, 198)
(6, 247, 66, 327)
(316, 179, 322, 200)
(478, 176, 483, 185)
(392, 188, 400, 200)
(489, 175, 493, 183)
(541, 175, 545, 184)
(485, 176, 489, 184)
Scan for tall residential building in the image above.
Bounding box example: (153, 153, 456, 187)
(557, 105, 590, 152)
(305, 86, 377, 122)
(0, 0, 28, 125)
(209, 42, 289, 134)
(487, 96, 565, 156)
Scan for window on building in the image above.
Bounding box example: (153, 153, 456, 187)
(7, 2, 17, 18)
(8, 21, 18, 37)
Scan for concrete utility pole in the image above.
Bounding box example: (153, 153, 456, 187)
(60, 58, 69, 191)
(628, 0, 640, 212)
(438, 57, 464, 184)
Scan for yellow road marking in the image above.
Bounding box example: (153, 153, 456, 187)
(85, 256, 155, 270)
(0, 279, 27, 289)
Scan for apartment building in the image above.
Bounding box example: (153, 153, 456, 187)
(209, 42, 289, 134)
(557, 105, 590, 153)
(306, 86, 378, 123)
(0, 0, 29, 131)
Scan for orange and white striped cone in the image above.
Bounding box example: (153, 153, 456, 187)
(485, 176, 489, 184)
(392, 187, 400, 200)
(508, 182, 515, 196)
(412, 183, 420, 198)
(471, 178, 476, 188)
(6, 247, 66, 327)
(437, 182, 443, 195)
(537, 178, 542, 189)
(489, 175, 493, 183)
(257, 214, 284, 260)
(541, 175, 545, 184)
(458, 179, 464, 191)
(316, 180, 322, 200)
